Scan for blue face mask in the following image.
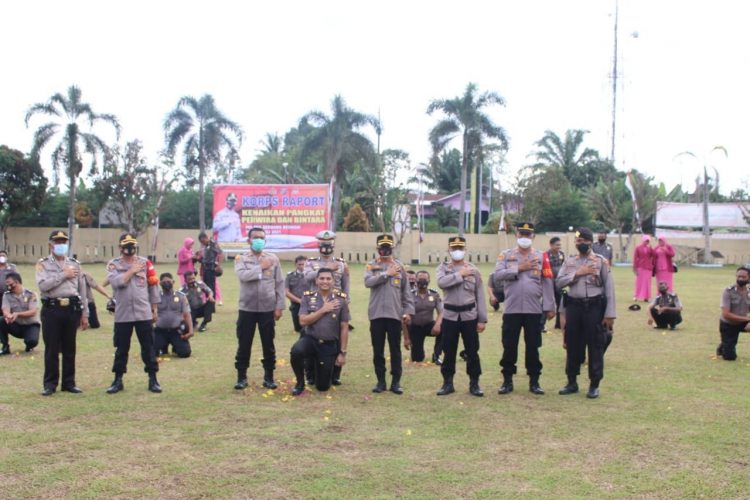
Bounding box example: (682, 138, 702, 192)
(53, 243, 68, 256)
(251, 238, 265, 252)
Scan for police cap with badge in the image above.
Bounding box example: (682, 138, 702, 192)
(448, 236, 466, 248)
(516, 222, 535, 235)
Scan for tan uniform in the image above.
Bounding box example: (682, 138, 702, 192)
(436, 261, 488, 323)
(36, 255, 89, 317)
(304, 256, 350, 294)
(2, 288, 40, 325)
(556, 253, 616, 318)
(155, 291, 190, 329)
(363, 258, 415, 320)
(299, 290, 350, 341)
(234, 251, 285, 312)
(107, 256, 161, 322)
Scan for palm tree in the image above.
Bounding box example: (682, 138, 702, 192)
(529, 129, 602, 189)
(427, 83, 508, 235)
(301, 95, 380, 230)
(163, 94, 243, 231)
(25, 85, 120, 254)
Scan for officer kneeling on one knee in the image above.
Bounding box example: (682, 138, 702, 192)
(290, 268, 349, 396)
(555, 227, 616, 399)
(154, 273, 193, 358)
(716, 266, 750, 361)
(1, 272, 41, 355)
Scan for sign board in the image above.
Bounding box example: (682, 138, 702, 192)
(212, 184, 331, 252)
(655, 202, 750, 228)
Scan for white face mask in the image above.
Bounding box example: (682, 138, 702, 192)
(450, 249, 465, 261)
(517, 237, 533, 249)
(0, 256, 6, 264)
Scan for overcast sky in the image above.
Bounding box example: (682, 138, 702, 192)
(2, 0, 748, 194)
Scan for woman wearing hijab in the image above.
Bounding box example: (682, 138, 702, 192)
(653, 236, 676, 292)
(177, 237, 196, 286)
(633, 235, 654, 301)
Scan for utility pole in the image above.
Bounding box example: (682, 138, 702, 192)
(610, 0, 619, 165)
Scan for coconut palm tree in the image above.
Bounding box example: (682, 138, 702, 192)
(163, 94, 243, 231)
(529, 129, 604, 189)
(25, 85, 120, 254)
(301, 95, 379, 230)
(427, 83, 508, 235)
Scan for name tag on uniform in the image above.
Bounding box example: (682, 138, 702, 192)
(428, 296, 434, 302)
(393, 278, 401, 285)
(173, 297, 180, 303)
(263, 270, 273, 277)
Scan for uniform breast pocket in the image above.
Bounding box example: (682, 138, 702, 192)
(463, 280, 476, 293)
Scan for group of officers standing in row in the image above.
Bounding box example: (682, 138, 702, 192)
(15, 221, 748, 398)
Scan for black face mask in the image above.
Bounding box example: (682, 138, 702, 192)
(122, 245, 137, 256)
(737, 279, 749, 288)
(658, 287, 668, 294)
(320, 244, 334, 256)
(378, 247, 392, 257)
(188, 281, 197, 288)
(161, 281, 173, 291)
(598, 238, 606, 243)
(576, 243, 591, 254)
(417, 280, 428, 289)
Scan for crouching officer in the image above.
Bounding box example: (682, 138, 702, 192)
(1, 272, 41, 354)
(555, 227, 616, 399)
(106, 233, 162, 394)
(436, 236, 487, 397)
(409, 270, 443, 363)
(648, 281, 683, 330)
(36, 230, 88, 396)
(180, 271, 215, 331)
(290, 268, 349, 395)
(154, 273, 193, 358)
(717, 266, 750, 360)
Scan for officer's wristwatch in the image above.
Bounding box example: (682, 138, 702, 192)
(339, 351, 347, 356)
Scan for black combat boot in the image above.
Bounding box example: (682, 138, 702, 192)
(148, 374, 162, 393)
(559, 375, 579, 395)
(372, 374, 387, 393)
(586, 380, 600, 399)
(0, 344, 10, 355)
(106, 374, 124, 394)
(234, 370, 248, 390)
(529, 376, 545, 395)
(436, 377, 455, 396)
(262, 369, 278, 389)
(390, 375, 404, 395)
(469, 378, 484, 397)
(291, 380, 305, 396)
(331, 365, 342, 386)
(498, 376, 513, 395)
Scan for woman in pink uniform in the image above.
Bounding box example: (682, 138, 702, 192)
(177, 237, 196, 285)
(633, 235, 654, 301)
(653, 236, 676, 292)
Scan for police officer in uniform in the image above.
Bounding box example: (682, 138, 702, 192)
(487, 271, 505, 312)
(494, 223, 556, 395)
(234, 227, 285, 390)
(290, 268, 350, 396)
(1, 272, 40, 354)
(716, 266, 750, 360)
(180, 270, 215, 331)
(435, 237, 488, 396)
(0, 249, 18, 284)
(556, 227, 616, 399)
(592, 231, 614, 264)
(106, 233, 162, 394)
(196, 231, 223, 319)
(154, 272, 194, 358)
(364, 234, 415, 394)
(647, 281, 683, 329)
(35, 230, 89, 396)
(285, 255, 308, 333)
(409, 270, 443, 363)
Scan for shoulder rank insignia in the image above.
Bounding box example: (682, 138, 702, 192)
(303, 290, 314, 296)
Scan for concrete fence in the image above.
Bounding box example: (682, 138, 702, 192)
(4, 227, 749, 266)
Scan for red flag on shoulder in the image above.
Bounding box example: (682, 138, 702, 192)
(542, 251, 553, 279)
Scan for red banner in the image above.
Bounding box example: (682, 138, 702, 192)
(212, 184, 331, 251)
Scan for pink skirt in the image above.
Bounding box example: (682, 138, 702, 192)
(634, 269, 653, 301)
(654, 270, 673, 292)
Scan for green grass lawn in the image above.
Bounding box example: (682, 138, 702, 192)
(1, 262, 749, 498)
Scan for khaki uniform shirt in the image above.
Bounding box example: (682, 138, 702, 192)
(107, 256, 161, 323)
(652, 293, 682, 310)
(0, 263, 17, 284)
(180, 281, 212, 310)
(494, 249, 555, 315)
(155, 290, 190, 329)
(364, 258, 415, 321)
(83, 272, 99, 303)
(35, 255, 89, 318)
(303, 256, 350, 294)
(412, 288, 442, 326)
(556, 252, 617, 318)
(720, 285, 750, 324)
(285, 270, 308, 302)
(299, 290, 350, 341)
(2, 288, 40, 325)
(235, 251, 285, 312)
(436, 261, 488, 322)
(592, 241, 614, 263)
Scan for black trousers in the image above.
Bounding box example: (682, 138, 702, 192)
(650, 309, 682, 328)
(203, 269, 217, 299)
(408, 322, 435, 362)
(41, 306, 81, 389)
(564, 300, 606, 383)
(441, 317, 481, 379)
(0, 322, 40, 349)
(290, 303, 302, 333)
(235, 310, 276, 373)
(538, 288, 563, 330)
(718, 321, 748, 361)
(500, 313, 543, 377)
(290, 336, 338, 391)
(370, 318, 402, 379)
(154, 327, 192, 358)
(190, 303, 213, 326)
(112, 320, 159, 375)
(88, 302, 101, 329)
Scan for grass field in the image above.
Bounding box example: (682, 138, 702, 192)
(1, 262, 749, 499)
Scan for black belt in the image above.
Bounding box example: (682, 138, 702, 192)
(42, 296, 81, 307)
(315, 338, 338, 345)
(566, 295, 604, 305)
(444, 302, 476, 313)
